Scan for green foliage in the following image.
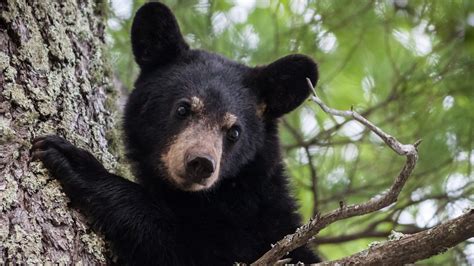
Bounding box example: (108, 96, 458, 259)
(107, 0, 474, 263)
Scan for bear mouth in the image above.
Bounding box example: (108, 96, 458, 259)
(175, 176, 216, 192)
(169, 172, 219, 192)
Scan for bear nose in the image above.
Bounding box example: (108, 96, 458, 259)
(185, 155, 215, 180)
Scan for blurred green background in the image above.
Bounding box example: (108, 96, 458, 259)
(106, 0, 474, 264)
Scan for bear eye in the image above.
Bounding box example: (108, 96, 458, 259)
(175, 102, 191, 119)
(227, 126, 241, 142)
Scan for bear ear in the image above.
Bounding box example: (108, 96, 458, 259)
(251, 54, 318, 118)
(131, 2, 189, 69)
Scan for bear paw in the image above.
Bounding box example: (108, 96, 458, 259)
(30, 135, 106, 180)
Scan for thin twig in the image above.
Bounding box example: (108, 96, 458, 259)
(316, 209, 474, 265)
(252, 79, 420, 265)
(308, 78, 421, 155)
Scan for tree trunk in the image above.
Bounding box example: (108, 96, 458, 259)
(0, 0, 121, 263)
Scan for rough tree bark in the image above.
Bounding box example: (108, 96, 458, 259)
(0, 0, 122, 263)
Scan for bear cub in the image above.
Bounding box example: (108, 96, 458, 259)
(31, 2, 320, 265)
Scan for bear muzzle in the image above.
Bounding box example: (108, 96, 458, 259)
(185, 153, 216, 181)
(161, 120, 223, 191)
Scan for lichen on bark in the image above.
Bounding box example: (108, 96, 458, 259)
(0, 0, 124, 263)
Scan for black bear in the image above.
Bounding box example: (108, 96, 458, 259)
(31, 2, 319, 265)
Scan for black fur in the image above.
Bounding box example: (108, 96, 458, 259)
(31, 2, 320, 265)
(131, 2, 189, 69)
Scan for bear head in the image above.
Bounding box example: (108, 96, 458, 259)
(124, 2, 318, 192)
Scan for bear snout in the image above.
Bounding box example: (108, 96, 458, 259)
(160, 120, 223, 191)
(185, 153, 216, 181)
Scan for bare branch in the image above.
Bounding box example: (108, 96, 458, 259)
(308, 79, 421, 156)
(310, 227, 421, 245)
(252, 79, 420, 265)
(317, 209, 474, 265)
